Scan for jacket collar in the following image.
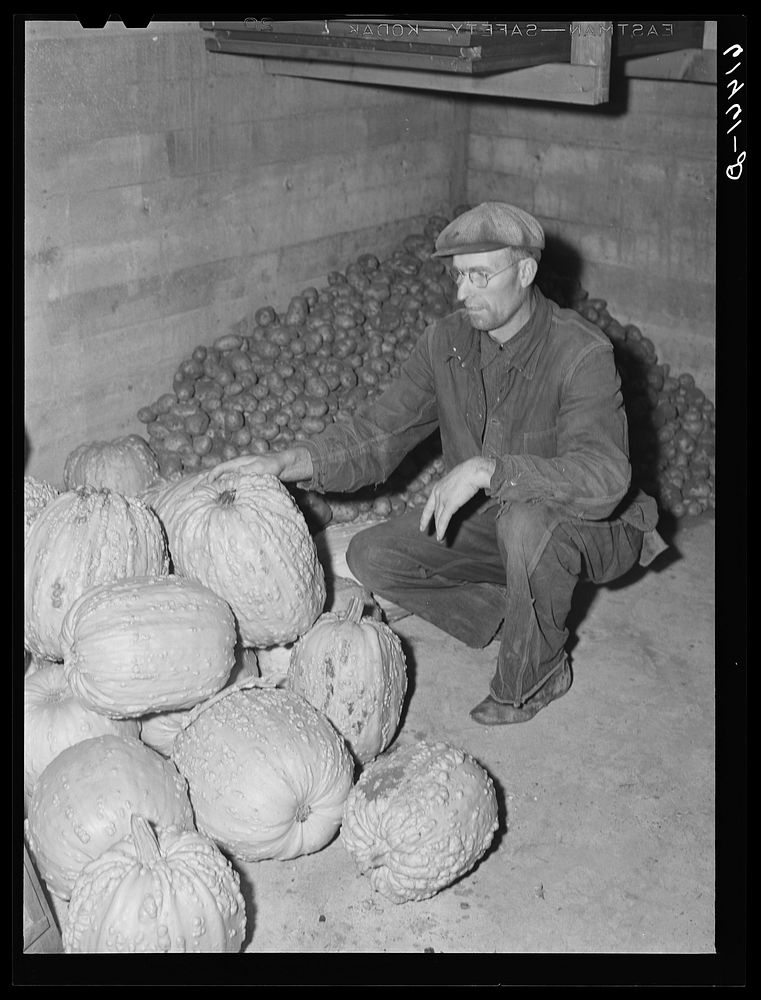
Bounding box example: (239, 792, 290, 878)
(443, 288, 552, 379)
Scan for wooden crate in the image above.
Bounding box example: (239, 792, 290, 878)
(23, 846, 63, 954)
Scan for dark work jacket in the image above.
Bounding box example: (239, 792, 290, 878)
(302, 288, 665, 564)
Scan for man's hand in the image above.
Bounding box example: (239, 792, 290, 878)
(207, 446, 314, 484)
(419, 456, 496, 541)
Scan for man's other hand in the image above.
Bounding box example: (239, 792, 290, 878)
(419, 456, 496, 541)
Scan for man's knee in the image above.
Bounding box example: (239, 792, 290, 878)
(345, 524, 401, 589)
(496, 501, 558, 553)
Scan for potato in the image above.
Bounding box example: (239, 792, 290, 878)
(163, 431, 192, 453)
(154, 393, 177, 415)
(301, 417, 326, 435)
(258, 422, 279, 441)
(192, 433, 213, 456)
(185, 410, 210, 436)
(214, 334, 243, 352)
(255, 306, 277, 326)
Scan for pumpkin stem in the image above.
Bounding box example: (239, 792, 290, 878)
(344, 596, 365, 625)
(130, 815, 162, 866)
(217, 489, 236, 507)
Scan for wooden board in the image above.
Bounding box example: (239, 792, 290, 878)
(617, 48, 717, 83)
(202, 20, 574, 76)
(259, 58, 606, 105)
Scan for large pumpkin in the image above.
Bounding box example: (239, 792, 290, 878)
(151, 470, 325, 647)
(172, 682, 354, 862)
(24, 487, 169, 661)
(63, 435, 160, 496)
(25, 733, 195, 900)
(340, 740, 499, 903)
(287, 596, 407, 764)
(60, 574, 237, 718)
(24, 476, 59, 540)
(24, 663, 140, 809)
(63, 815, 246, 953)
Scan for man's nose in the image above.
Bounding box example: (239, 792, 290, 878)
(455, 279, 469, 303)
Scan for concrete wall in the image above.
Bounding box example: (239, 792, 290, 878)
(24, 20, 467, 485)
(24, 21, 717, 485)
(466, 76, 716, 399)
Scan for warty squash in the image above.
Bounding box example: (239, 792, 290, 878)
(340, 740, 499, 903)
(63, 814, 246, 953)
(61, 574, 237, 718)
(24, 487, 169, 661)
(25, 733, 194, 900)
(63, 434, 160, 496)
(149, 470, 326, 647)
(287, 596, 407, 764)
(23, 476, 59, 540)
(172, 681, 353, 862)
(24, 662, 140, 810)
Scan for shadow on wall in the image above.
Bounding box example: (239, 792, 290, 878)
(536, 233, 585, 303)
(25, 426, 31, 472)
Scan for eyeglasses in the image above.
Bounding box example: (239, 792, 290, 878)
(446, 260, 521, 289)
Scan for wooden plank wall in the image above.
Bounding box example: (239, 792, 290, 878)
(466, 77, 716, 399)
(24, 20, 468, 485)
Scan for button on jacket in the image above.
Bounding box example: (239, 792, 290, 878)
(302, 287, 662, 560)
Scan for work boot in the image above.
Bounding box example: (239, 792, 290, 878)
(469, 660, 572, 726)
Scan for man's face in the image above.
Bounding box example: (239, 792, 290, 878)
(451, 249, 535, 334)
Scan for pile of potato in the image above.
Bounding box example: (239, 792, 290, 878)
(137, 213, 714, 522)
(560, 287, 716, 520)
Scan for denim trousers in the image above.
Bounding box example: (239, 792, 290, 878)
(345, 498, 645, 706)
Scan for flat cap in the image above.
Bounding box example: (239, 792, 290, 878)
(432, 202, 545, 258)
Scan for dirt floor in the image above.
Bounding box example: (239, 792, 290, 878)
(230, 514, 717, 958)
(36, 511, 725, 983)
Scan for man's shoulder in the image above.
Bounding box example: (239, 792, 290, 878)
(547, 299, 614, 353)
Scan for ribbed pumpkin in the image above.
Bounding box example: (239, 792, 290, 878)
(154, 470, 326, 647)
(24, 487, 169, 661)
(340, 740, 499, 904)
(287, 596, 407, 765)
(26, 733, 195, 900)
(60, 575, 236, 718)
(24, 663, 140, 809)
(24, 476, 59, 540)
(63, 815, 246, 954)
(63, 435, 160, 496)
(172, 682, 354, 862)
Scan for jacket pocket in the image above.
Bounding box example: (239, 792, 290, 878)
(522, 427, 557, 458)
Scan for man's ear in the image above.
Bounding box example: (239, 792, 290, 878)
(518, 256, 538, 288)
